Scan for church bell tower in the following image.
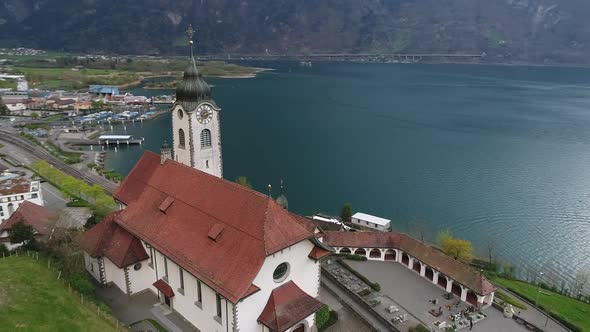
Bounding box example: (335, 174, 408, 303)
(171, 25, 223, 178)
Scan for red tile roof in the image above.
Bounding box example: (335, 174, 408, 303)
(0, 201, 57, 237)
(323, 231, 497, 295)
(257, 281, 324, 332)
(111, 152, 317, 303)
(153, 279, 175, 298)
(308, 245, 331, 261)
(80, 211, 149, 268)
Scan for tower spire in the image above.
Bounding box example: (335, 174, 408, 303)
(186, 24, 196, 64)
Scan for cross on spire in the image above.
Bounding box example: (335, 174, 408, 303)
(186, 24, 196, 59)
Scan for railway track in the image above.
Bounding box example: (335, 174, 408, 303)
(0, 129, 117, 194)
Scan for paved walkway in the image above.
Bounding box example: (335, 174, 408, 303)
(319, 284, 377, 332)
(96, 285, 199, 332)
(346, 261, 569, 332)
(321, 276, 394, 331)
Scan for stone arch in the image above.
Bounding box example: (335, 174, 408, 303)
(354, 248, 366, 256)
(402, 252, 410, 266)
(413, 260, 421, 273)
(384, 249, 396, 261)
(466, 290, 478, 306)
(438, 274, 448, 289)
(339, 247, 351, 254)
(425, 266, 434, 281)
(452, 283, 462, 297)
(369, 249, 381, 259)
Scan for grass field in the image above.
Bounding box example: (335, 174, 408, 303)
(491, 276, 590, 331)
(0, 256, 120, 332)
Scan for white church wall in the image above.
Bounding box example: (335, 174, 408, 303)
(152, 248, 233, 332)
(171, 105, 192, 167)
(236, 239, 320, 332)
(189, 103, 222, 178)
(127, 258, 153, 295)
(104, 257, 127, 293)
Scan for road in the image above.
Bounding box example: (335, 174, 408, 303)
(0, 128, 117, 194)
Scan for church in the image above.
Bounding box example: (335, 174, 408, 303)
(81, 28, 331, 332)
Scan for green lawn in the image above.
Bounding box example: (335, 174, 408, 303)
(491, 276, 590, 331)
(0, 256, 120, 332)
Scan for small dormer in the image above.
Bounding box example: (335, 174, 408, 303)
(208, 223, 224, 241)
(159, 196, 175, 213)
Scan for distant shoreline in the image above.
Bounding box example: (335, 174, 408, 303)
(141, 68, 274, 89)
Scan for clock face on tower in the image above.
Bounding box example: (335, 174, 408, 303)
(197, 104, 213, 124)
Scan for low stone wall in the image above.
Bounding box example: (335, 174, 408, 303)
(322, 266, 401, 332)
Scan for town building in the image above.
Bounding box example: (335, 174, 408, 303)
(0, 173, 44, 223)
(0, 201, 57, 250)
(81, 152, 331, 332)
(89, 85, 120, 97)
(351, 212, 391, 231)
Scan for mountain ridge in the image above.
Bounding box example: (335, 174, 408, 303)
(1, 0, 590, 64)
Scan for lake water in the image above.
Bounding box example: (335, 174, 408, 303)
(105, 62, 590, 287)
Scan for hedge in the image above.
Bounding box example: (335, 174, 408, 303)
(316, 306, 330, 331)
(332, 253, 367, 261)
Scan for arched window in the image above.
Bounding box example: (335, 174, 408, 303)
(178, 129, 185, 148)
(200, 129, 212, 148)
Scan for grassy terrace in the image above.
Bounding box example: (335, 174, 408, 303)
(490, 276, 590, 331)
(0, 256, 121, 332)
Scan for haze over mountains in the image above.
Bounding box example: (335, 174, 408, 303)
(1, 0, 590, 64)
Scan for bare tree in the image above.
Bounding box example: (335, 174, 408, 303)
(409, 217, 430, 242)
(484, 234, 497, 264)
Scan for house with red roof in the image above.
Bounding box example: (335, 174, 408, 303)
(81, 152, 332, 332)
(0, 201, 58, 250)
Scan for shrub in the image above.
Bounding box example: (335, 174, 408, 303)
(0, 244, 9, 257)
(316, 305, 330, 331)
(69, 273, 95, 296)
(66, 198, 91, 207)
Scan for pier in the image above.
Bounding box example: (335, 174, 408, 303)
(68, 135, 144, 146)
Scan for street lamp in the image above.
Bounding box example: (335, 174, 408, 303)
(535, 272, 544, 307)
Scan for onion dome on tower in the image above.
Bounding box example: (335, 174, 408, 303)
(176, 25, 212, 111)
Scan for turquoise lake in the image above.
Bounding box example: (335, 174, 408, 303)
(104, 62, 590, 286)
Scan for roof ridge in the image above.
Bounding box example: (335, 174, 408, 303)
(149, 151, 272, 201)
(120, 156, 265, 242)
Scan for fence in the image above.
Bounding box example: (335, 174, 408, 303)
(0, 250, 130, 332)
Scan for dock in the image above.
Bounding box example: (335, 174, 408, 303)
(68, 135, 145, 146)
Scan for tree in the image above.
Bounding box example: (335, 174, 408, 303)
(0, 101, 8, 115)
(572, 269, 590, 298)
(235, 176, 253, 189)
(484, 234, 497, 264)
(409, 217, 430, 242)
(340, 203, 352, 223)
(30, 112, 39, 120)
(437, 229, 473, 263)
(9, 222, 35, 244)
